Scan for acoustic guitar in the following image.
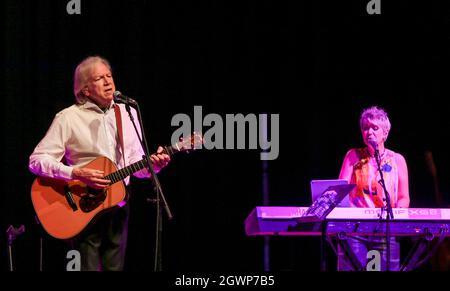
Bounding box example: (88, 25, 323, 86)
(31, 133, 203, 240)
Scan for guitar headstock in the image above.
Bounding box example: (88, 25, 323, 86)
(172, 132, 204, 154)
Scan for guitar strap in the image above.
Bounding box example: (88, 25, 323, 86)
(113, 104, 126, 166)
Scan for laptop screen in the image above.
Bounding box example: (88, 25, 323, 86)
(298, 182, 356, 222)
(310, 179, 350, 207)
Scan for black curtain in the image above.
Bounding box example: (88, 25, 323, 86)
(2, 0, 450, 271)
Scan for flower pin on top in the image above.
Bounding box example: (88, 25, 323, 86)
(382, 163, 392, 172)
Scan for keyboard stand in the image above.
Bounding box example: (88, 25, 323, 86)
(320, 221, 327, 271)
(332, 233, 364, 271)
(401, 226, 448, 271)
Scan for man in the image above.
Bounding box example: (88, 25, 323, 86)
(29, 56, 171, 271)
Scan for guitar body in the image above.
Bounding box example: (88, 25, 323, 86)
(31, 156, 127, 240)
(30, 132, 204, 240)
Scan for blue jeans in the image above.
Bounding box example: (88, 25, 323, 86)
(337, 236, 400, 271)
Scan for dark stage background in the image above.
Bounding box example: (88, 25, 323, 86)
(2, 0, 450, 271)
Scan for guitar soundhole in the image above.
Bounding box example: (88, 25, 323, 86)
(79, 188, 106, 213)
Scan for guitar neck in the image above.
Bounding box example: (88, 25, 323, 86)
(163, 145, 178, 156)
(104, 145, 178, 184)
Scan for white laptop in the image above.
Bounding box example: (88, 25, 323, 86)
(310, 179, 351, 207)
(296, 179, 355, 223)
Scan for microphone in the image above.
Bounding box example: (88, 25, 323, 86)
(113, 91, 138, 107)
(367, 137, 378, 151)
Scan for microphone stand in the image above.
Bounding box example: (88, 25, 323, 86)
(6, 225, 25, 271)
(373, 148, 393, 271)
(122, 101, 173, 271)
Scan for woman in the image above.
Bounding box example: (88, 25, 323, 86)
(337, 105, 410, 271)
